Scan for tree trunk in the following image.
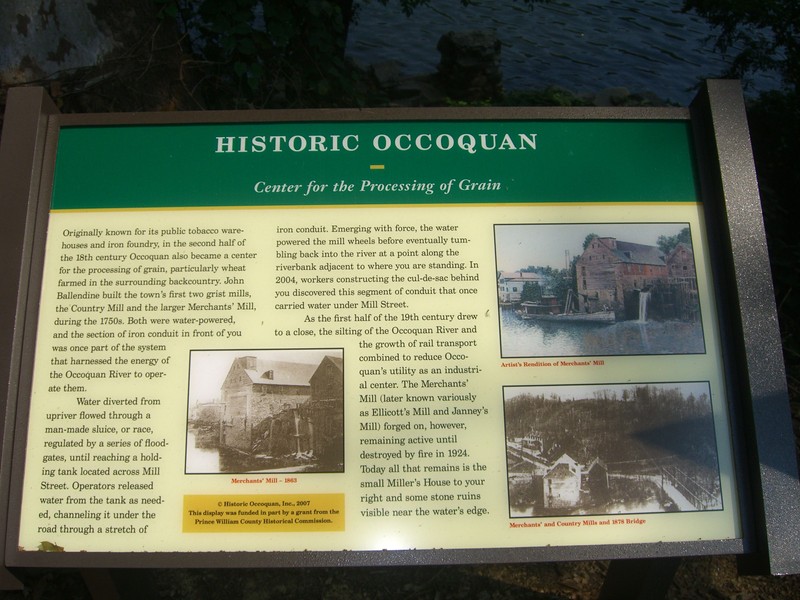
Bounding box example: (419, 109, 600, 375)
(1, 0, 115, 84)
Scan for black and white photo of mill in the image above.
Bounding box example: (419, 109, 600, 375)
(495, 223, 705, 357)
(504, 382, 723, 518)
(186, 349, 344, 474)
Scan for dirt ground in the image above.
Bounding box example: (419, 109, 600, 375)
(4, 555, 800, 599)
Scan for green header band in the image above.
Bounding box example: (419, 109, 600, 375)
(51, 120, 699, 210)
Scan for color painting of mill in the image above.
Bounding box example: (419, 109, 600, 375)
(186, 349, 344, 474)
(495, 223, 704, 357)
(504, 382, 723, 518)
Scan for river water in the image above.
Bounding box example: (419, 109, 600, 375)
(499, 307, 705, 357)
(186, 430, 220, 473)
(347, 0, 780, 104)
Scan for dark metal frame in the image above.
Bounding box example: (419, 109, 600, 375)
(1, 80, 797, 590)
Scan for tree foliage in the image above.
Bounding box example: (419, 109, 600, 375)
(504, 385, 718, 471)
(582, 233, 599, 251)
(156, 0, 549, 107)
(521, 281, 543, 303)
(683, 0, 800, 91)
(656, 227, 692, 255)
(158, 0, 367, 106)
(682, 2, 800, 384)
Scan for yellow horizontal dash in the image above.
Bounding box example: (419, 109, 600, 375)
(370, 164, 385, 170)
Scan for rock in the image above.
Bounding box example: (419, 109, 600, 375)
(390, 75, 447, 106)
(369, 60, 406, 89)
(594, 87, 632, 107)
(593, 87, 674, 107)
(436, 29, 503, 102)
(0, 0, 116, 84)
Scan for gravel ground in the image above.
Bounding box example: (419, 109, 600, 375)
(3, 555, 800, 599)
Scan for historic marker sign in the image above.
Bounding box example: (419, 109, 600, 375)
(1, 81, 798, 581)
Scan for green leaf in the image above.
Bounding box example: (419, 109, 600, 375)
(38, 541, 65, 552)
